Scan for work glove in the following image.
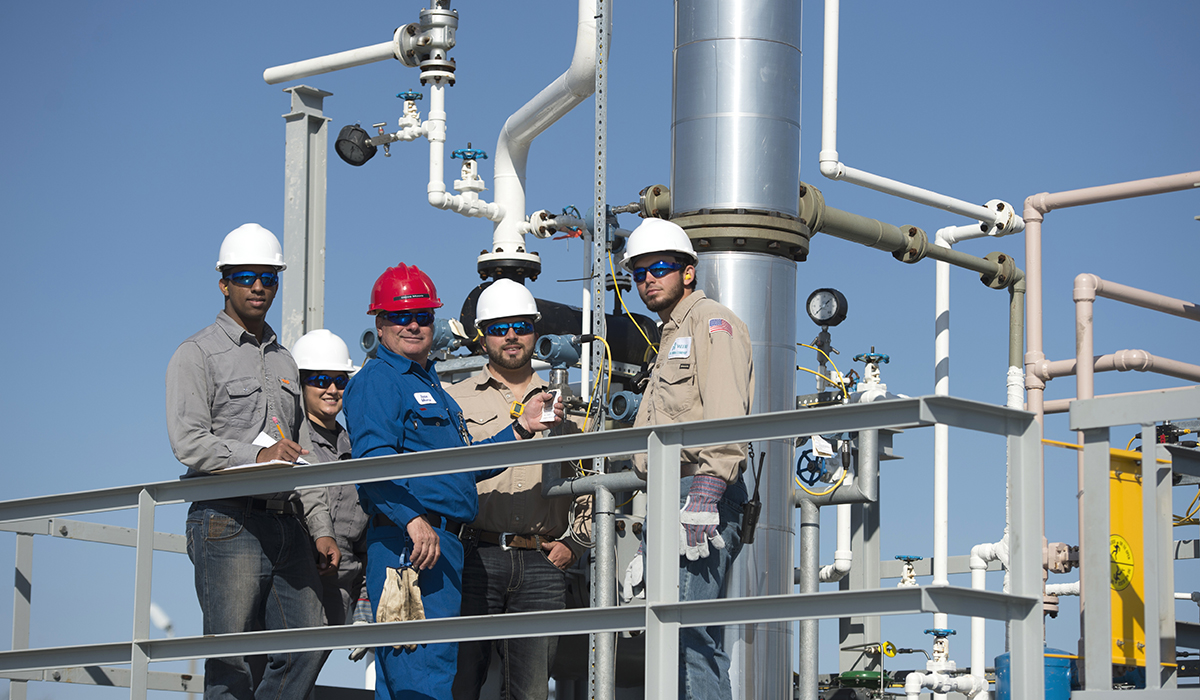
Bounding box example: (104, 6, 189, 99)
(377, 566, 426, 651)
(348, 597, 374, 661)
(680, 474, 727, 561)
(622, 538, 645, 602)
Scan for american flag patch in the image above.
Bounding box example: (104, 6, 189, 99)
(709, 318, 733, 335)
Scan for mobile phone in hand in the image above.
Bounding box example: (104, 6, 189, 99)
(540, 390, 562, 422)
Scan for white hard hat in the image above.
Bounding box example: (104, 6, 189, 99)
(291, 329, 358, 374)
(216, 223, 287, 271)
(475, 279, 541, 327)
(619, 218, 697, 271)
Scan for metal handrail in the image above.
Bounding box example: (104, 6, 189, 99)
(0, 395, 1047, 700)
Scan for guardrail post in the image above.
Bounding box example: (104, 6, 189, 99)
(645, 428, 682, 700)
(11, 532, 33, 700)
(1080, 427, 1111, 691)
(1009, 413, 1045, 700)
(130, 488, 157, 699)
(592, 485, 617, 700)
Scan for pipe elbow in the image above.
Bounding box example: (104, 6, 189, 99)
(905, 672, 927, 699)
(819, 551, 854, 582)
(1073, 273, 1101, 302)
(1025, 192, 1051, 218)
(1113, 348, 1152, 373)
(819, 156, 843, 180)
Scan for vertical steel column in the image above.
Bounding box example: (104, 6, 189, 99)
(797, 499, 821, 700)
(281, 85, 332, 349)
(587, 4, 609, 694)
(1141, 423, 1174, 688)
(592, 486, 616, 700)
(10, 533, 32, 700)
(1009, 415, 1045, 700)
(840, 430, 881, 672)
(645, 429, 682, 700)
(130, 489, 158, 700)
(1080, 427, 1111, 691)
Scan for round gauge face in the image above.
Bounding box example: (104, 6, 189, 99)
(806, 288, 847, 326)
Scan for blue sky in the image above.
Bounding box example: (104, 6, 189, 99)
(1, 1, 1197, 697)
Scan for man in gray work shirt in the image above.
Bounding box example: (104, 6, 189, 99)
(166, 223, 338, 700)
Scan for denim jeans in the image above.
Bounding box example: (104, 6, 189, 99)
(186, 502, 326, 700)
(678, 475, 746, 700)
(452, 542, 568, 700)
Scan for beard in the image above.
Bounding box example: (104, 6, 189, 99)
(487, 341, 535, 370)
(642, 282, 683, 313)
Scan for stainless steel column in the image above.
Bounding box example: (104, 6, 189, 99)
(674, 2, 803, 698)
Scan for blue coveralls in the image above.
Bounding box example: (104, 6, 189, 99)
(343, 343, 515, 700)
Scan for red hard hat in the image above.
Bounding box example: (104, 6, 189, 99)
(368, 263, 443, 314)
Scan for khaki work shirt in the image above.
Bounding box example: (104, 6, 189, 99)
(632, 291, 754, 484)
(165, 311, 304, 502)
(443, 365, 591, 556)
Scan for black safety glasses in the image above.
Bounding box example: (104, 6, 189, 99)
(224, 271, 280, 288)
(382, 310, 435, 327)
(303, 373, 349, 390)
(632, 261, 683, 283)
(483, 320, 535, 337)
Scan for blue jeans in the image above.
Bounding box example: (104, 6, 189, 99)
(452, 542, 568, 700)
(366, 521, 464, 700)
(185, 502, 326, 700)
(678, 476, 746, 700)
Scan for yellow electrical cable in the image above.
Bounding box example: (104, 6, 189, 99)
(798, 342, 848, 397)
(796, 463, 847, 497)
(1174, 488, 1200, 527)
(1042, 438, 1082, 451)
(1125, 435, 1138, 450)
(797, 365, 844, 390)
(608, 252, 658, 352)
(582, 335, 613, 430)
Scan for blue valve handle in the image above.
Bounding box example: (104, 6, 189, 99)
(895, 555, 924, 563)
(796, 449, 827, 486)
(924, 628, 956, 637)
(452, 147, 488, 161)
(854, 351, 890, 365)
(396, 90, 424, 101)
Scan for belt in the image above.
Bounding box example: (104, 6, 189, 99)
(374, 512, 464, 537)
(206, 497, 303, 516)
(460, 526, 543, 551)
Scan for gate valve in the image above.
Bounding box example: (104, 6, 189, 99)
(854, 351, 890, 365)
(896, 555, 922, 587)
(796, 449, 827, 486)
(452, 143, 488, 193)
(396, 90, 424, 102)
(924, 628, 956, 664)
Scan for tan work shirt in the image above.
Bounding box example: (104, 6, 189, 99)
(632, 291, 754, 484)
(443, 365, 591, 556)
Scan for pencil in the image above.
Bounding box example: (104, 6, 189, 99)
(272, 416, 287, 443)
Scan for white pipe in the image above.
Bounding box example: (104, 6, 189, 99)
(818, 503, 853, 582)
(491, 0, 598, 256)
(581, 286, 591, 401)
(906, 671, 988, 699)
(818, 0, 1023, 234)
(969, 550, 989, 681)
(1046, 581, 1080, 597)
(932, 237, 951, 637)
(423, 85, 504, 222)
(263, 33, 399, 85)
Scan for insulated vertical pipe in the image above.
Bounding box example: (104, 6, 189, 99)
(426, 85, 447, 202)
(818, 0, 840, 170)
(798, 499, 821, 700)
(593, 485, 616, 700)
(932, 247, 951, 635)
(674, 2, 802, 696)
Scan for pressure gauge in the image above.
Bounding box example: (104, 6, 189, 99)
(806, 288, 848, 327)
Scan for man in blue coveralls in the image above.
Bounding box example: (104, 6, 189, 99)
(343, 263, 563, 700)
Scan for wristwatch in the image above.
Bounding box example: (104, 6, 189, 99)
(512, 420, 535, 440)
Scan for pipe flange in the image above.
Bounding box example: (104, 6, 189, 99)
(891, 226, 929, 264)
(476, 251, 542, 282)
(638, 184, 672, 219)
(672, 211, 811, 261)
(979, 251, 1017, 289)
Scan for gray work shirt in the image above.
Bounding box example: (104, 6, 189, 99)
(165, 311, 303, 502)
(298, 419, 365, 547)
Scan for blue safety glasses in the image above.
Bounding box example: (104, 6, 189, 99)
(303, 373, 348, 390)
(382, 310, 435, 327)
(223, 271, 280, 288)
(483, 320, 535, 337)
(632, 261, 683, 283)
